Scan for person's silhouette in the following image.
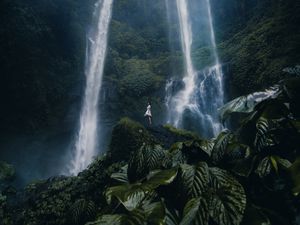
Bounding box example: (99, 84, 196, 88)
(144, 102, 152, 125)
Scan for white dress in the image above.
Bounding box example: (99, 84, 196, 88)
(144, 105, 152, 117)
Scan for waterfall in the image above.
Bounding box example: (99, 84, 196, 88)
(166, 0, 224, 138)
(69, 0, 114, 175)
(200, 0, 224, 135)
(170, 0, 198, 128)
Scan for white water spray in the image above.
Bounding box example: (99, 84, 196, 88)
(171, 0, 198, 127)
(69, 0, 113, 175)
(166, 0, 225, 137)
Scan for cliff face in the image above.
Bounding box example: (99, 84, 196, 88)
(0, 0, 97, 134)
(0, 0, 298, 184)
(212, 0, 300, 96)
(1, 0, 298, 133)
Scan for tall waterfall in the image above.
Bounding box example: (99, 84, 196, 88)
(166, 0, 224, 138)
(171, 0, 198, 128)
(69, 0, 113, 175)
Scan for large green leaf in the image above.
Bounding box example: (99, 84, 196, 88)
(143, 201, 166, 225)
(255, 157, 271, 178)
(69, 199, 96, 225)
(107, 168, 178, 211)
(178, 163, 246, 225)
(178, 163, 209, 199)
(88, 210, 145, 225)
(254, 118, 275, 152)
(165, 207, 180, 225)
(89, 202, 167, 225)
(164, 141, 212, 168)
(128, 144, 166, 182)
(144, 167, 178, 190)
(163, 144, 187, 168)
(86, 214, 123, 225)
(111, 165, 129, 184)
(106, 183, 149, 211)
(211, 131, 234, 164)
(182, 140, 212, 163)
(255, 156, 292, 178)
(219, 86, 280, 121)
(208, 168, 246, 225)
(180, 197, 208, 225)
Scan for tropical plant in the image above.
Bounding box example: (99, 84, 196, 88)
(68, 199, 97, 225)
(86, 76, 300, 225)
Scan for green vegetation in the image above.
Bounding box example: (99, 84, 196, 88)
(1, 74, 299, 224)
(0, 0, 96, 133)
(108, 117, 154, 161)
(0, 0, 299, 224)
(216, 0, 299, 94)
(0, 162, 15, 182)
(163, 124, 200, 140)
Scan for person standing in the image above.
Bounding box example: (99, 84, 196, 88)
(144, 102, 152, 125)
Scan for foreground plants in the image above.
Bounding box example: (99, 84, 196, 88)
(1, 75, 299, 225)
(87, 76, 300, 225)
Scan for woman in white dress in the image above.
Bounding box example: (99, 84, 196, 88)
(144, 102, 152, 125)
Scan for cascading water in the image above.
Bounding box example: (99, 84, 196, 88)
(170, 0, 198, 128)
(199, 0, 225, 136)
(69, 0, 113, 175)
(166, 0, 225, 138)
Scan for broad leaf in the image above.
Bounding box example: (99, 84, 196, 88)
(69, 199, 96, 225)
(165, 207, 180, 225)
(178, 163, 209, 199)
(255, 157, 271, 178)
(111, 165, 129, 184)
(107, 168, 178, 211)
(86, 214, 123, 225)
(106, 183, 148, 211)
(254, 118, 275, 152)
(88, 210, 145, 225)
(208, 167, 246, 225)
(180, 197, 208, 225)
(211, 131, 234, 164)
(163, 142, 187, 168)
(128, 144, 166, 182)
(178, 163, 246, 225)
(144, 167, 178, 190)
(219, 86, 280, 121)
(143, 201, 166, 225)
(255, 156, 291, 178)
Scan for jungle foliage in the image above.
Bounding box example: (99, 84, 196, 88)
(1, 73, 299, 225)
(83, 77, 300, 225)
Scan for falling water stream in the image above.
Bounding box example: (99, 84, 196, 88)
(166, 0, 225, 138)
(69, 0, 113, 175)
